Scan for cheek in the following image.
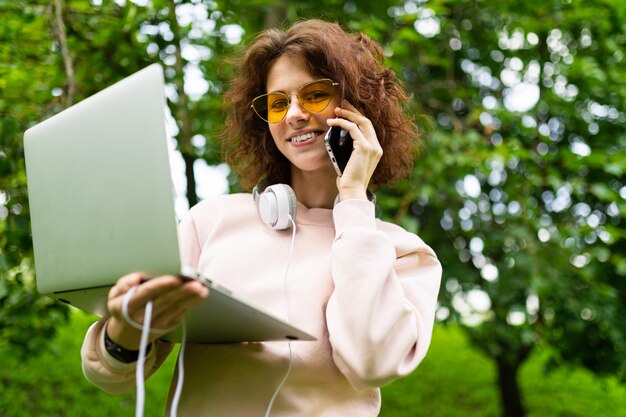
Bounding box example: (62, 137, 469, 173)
(319, 101, 340, 123)
(268, 125, 282, 147)
(268, 124, 278, 139)
(267, 125, 289, 157)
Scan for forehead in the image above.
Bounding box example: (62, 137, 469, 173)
(266, 54, 315, 93)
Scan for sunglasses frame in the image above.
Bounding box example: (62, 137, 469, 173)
(251, 78, 339, 124)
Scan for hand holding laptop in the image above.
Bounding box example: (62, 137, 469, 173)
(106, 273, 209, 349)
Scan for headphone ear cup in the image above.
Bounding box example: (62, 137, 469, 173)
(257, 184, 297, 230)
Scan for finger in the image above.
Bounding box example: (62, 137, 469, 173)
(125, 275, 189, 306)
(335, 101, 373, 129)
(149, 280, 208, 320)
(332, 117, 377, 150)
(327, 114, 355, 130)
(327, 118, 380, 162)
(339, 100, 362, 114)
(107, 274, 148, 320)
(108, 275, 187, 322)
(326, 117, 364, 143)
(108, 272, 148, 300)
(152, 291, 207, 329)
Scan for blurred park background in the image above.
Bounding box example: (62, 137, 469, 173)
(1, 0, 625, 416)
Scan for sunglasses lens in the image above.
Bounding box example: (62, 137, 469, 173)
(252, 93, 289, 123)
(266, 93, 289, 123)
(251, 79, 337, 123)
(299, 80, 335, 113)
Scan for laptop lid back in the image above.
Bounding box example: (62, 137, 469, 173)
(24, 64, 180, 297)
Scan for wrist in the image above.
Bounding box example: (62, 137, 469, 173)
(106, 317, 144, 350)
(104, 325, 152, 363)
(337, 186, 368, 202)
(337, 187, 376, 204)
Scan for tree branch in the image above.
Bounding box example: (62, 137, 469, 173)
(52, 0, 75, 107)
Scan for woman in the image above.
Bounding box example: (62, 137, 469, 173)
(82, 19, 441, 416)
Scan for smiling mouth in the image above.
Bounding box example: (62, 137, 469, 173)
(289, 131, 323, 143)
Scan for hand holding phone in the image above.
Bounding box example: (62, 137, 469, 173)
(324, 126, 353, 176)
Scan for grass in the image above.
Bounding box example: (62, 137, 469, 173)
(1, 310, 625, 417)
(380, 324, 626, 417)
(0, 310, 176, 417)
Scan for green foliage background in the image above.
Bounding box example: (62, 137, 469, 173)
(1, 0, 625, 416)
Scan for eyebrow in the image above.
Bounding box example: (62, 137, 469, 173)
(265, 79, 317, 95)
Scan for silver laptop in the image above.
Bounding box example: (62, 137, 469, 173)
(23, 64, 315, 343)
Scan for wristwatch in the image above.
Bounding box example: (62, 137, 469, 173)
(104, 327, 152, 363)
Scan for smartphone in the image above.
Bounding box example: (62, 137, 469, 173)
(324, 126, 353, 176)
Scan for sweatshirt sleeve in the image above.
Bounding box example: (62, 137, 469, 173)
(326, 199, 442, 390)
(81, 319, 175, 394)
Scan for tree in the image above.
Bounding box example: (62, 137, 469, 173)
(378, 1, 626, 416)
(0, 0, 72, 357)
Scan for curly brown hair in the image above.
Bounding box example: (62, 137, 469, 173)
(221, 19, 421, 190)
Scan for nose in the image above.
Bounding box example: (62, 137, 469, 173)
(284, 93, 309, 125)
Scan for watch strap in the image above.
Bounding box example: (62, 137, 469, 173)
(104, 327, 152, 364)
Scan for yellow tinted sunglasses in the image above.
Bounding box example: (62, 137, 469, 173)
(251, 79, 339, 124)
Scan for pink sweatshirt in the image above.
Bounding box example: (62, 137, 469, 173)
(81, 194, 441, 416)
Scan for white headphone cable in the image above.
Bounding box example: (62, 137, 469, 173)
(170, 320, 187, 417)
(264, 214, 297, 417)
(134, 299, 152, 417)
(121, 285, 187, 417)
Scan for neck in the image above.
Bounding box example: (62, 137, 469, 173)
(290, 169, 337, 209)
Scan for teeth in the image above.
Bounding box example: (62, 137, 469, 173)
(290, 132, 318, 143)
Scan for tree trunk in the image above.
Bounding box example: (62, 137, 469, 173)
(496, 356, 525, 417)
(182, 152, 198, 208)
(167, 0, 198, 207)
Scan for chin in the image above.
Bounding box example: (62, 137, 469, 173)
(292, 161, 336, 177)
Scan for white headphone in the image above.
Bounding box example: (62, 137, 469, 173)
(253, 180, 298, 230)
(252, 179, 376, 231)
